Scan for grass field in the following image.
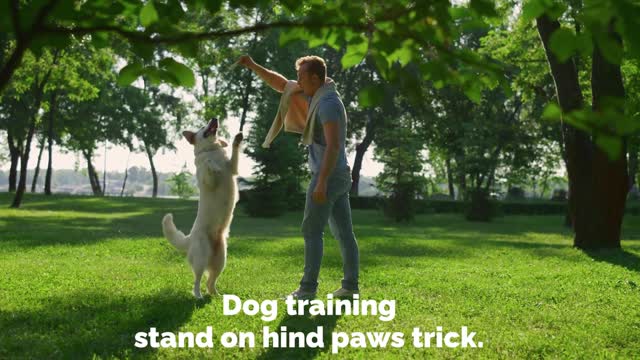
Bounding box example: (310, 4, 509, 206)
(1, 192, 639, 359)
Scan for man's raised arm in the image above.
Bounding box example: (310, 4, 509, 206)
(238, 55, 288, 93)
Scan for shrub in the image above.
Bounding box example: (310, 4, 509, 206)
(465, 188, 497, 222)
(551, 189, 568, 201)
(166, 168, 197, 200)
(243, 179, 289, 217)
(506, 186, 525, 200)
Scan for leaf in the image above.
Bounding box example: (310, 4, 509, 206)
(140, 1, 159, 27)
(279, 28, 308, 47)
(202, 0, 223, 13)
(463, 82, 482, 104)
(91, 32, 110, 49)
(370, 52, 390, 80)
(470, 0, 498, 17)
(522, 0, 546, 22)
(549, 27, 576, 63)
(159, 58, 195, 87)
(131, 40, 154, 61)
(541, 102, 562, 120)
(545, 1, 567, 20)
(575, 31, 594, 57)
(117, 62, 144, 86)
(0, 1, 11, 32)
(280, 0, 301, 12)
(358, 84, 385, 107)
(341, 37, 368, 69)
(594, 31, 623, 65)
(387, 40, 413, 67)
(143, 66, 162, 85)
(595, 134, 623, 160)
(174, 41, 199, 58)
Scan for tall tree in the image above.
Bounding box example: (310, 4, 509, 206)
(5, 49, 60, 208)
(529, 0, 637, 248)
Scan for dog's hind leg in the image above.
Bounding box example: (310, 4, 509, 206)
(188, 241, 209, 299)
(207, 230, 227, 295)
(192, 266, 205, 299)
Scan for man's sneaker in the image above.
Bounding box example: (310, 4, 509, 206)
(285, 287, 316, 300)
(331, 288, 359, 298)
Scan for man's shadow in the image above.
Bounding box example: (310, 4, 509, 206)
(256, 310, 341, 360)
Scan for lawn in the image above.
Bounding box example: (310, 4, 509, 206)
(1, 193, 639, 359)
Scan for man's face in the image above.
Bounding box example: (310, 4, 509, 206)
(297, 63, 320, 97)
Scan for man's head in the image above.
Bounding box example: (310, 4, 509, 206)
(295, 56, 326, 97)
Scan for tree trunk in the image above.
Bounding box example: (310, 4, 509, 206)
(145, 145, 158, 198)
(238, 72, 253, 133)
(7, 131, 20, 192)
(83, 149, 103, 196)
(537, 15, 627, 249)
(10, 117, 37, 208)
(102, 142, 107, 195)
(31, 135, 45, 192)
(44, 92, 57, 195)
(584, 22, 628, 249)
(351, 111, 376, 195)
(10, 50, 58, 208)
(456, 156, 466, 200)
(120, 166, 129, 197)
(446, 156, 455, 199)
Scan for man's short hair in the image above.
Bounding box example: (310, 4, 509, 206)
(295, 56, 326, 82)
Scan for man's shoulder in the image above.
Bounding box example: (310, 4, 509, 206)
(319, 93, 345, 110)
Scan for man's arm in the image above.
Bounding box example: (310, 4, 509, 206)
(238, 55, 288, 93)
(312, 121, 340, 204)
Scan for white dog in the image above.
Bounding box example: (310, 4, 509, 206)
(162, 118, 242, 298)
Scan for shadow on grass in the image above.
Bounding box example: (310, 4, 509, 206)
(0, 289, 206, 359)
(584, 249, 640, 274)
(256, 312, 341, 360)
(0, 192, 196, 214)
(0, 193, 302, 249)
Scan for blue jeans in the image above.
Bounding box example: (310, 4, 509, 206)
(299, 168, 359, 292)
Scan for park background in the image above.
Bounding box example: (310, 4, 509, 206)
(2, 0, 640, 358)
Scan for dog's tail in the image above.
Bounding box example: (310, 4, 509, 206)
(162, 213, 189, 253)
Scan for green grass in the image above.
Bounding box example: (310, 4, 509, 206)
(1, 193, 639, 359)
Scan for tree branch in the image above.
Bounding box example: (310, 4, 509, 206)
(41, 20, 369, 45)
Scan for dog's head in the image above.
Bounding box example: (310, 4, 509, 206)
(182, 117, 228, 153)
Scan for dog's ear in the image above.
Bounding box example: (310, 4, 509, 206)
(182, 131, 196, 144)
(218, 140, 228, 148)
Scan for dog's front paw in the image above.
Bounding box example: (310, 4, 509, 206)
(233, 133, 243, 147)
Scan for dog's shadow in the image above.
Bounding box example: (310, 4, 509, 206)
(256, 312, 341, 360)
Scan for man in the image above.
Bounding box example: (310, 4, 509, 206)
(238, 54, 359, 299)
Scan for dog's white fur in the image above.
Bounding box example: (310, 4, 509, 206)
(162, 126, 242, 298)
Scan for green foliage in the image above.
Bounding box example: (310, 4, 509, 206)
(549, 27, 577, 63)
(140, 1, 160, 27)
(241, 26, 308, 218)
(375, 119, 427, 222)
(243, 179, 290, 217)
(166, 166, 197, 199)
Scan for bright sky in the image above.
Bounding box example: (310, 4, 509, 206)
(5, 114, 384, 178)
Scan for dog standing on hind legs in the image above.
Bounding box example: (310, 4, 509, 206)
(162, 117, 243, 299)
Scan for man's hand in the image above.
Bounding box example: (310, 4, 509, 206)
(233, 132, 243, 147)
(312, 181, 328, 204)
(237, 55, 255, 69)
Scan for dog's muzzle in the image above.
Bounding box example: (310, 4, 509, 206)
(204, 117, 218, 138)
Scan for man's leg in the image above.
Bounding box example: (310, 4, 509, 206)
(328, 190, 360, 291)
(299, 177, 333, 293)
